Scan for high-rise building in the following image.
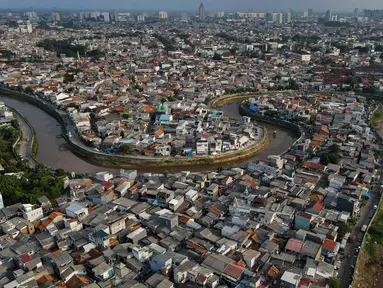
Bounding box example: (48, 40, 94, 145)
(51, 12, 61, 22)
(111, 10, 119, 22)
(353, 8, 359, 18)
(326, 10, 332, 21)
(303, 11, 309, 17)
(137, 14, 145, 21)
(101, 12, 110, 22)
(285, 12, 292, 23)
(26, 11, 38, 21)
(159, 11, 168, 19)
(308, 9, 313, 16)
(216, 11, 224, 18)
(199, 2, 205, 21)
(272, 13, 283, 24)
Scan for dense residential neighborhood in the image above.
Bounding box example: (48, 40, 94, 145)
(0, 6, 382, 288)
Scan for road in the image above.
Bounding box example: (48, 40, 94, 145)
(338, 153, 382, 287)
(11, 108, 38, 166)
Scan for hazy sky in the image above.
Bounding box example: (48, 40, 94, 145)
(0, 0, 381, 12)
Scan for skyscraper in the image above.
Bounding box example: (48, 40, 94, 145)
(51, 12, 61, 22)
(326, 10, 332, 22)
(159, 11, 168, 19)
(101, 12, 110, 22)
(285, 12, 292, 23)
(308, 9, 313, 16)
(353, 8, 359, 18)
(272, 13, 283, 24)
(199, 2, 205, 21)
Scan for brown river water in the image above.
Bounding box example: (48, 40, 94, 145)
(0, 96, 297, 174)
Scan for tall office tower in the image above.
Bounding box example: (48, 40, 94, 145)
(308, 9, 313, 16)
(272, 13, 283, 23)
(326, 10, 332, 21)
(216, 11, 225, 18)
(353, 8, 359, 17)
(285, 12, 292, 23)
(26, 11, 37, 21)
(101, 12, 110, 22)
(111, 10, 119, 22)
(137, 14, 145, 21)
(51, 12, 61, 22)
(199, 2, 205, 21)
(159, 11, 168, 19)
(303, 11, 309, 17)
(90, 11, 100, 20)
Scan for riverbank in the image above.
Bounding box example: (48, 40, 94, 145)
(0, 88, 275, 169)
(370, 105, 383, 129)
(209, 90, 294, 109)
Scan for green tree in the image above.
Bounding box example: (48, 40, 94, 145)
(329, 277, 339, 288)
(24, 86, 34, 94)
(119, 144, 133, 154)
(213, 53, 222, 61)
(338, 222, 352, 238)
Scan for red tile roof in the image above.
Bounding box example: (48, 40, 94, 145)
(223, 264, 246, 279)
(322, 238, 337, 252)
(285, 238, 305, 253)
(19, 253, 32, 264)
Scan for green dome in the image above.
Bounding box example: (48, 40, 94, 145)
(161, 104, 168, 110)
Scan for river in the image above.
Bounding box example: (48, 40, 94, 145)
(0, 96, 297, 174)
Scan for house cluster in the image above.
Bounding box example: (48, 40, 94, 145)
(0, 92, 378, 288)
(65, 99, 263, 157)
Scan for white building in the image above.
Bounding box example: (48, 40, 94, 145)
(101, 12, 110, 22)
(159, 11, 168, 19)
(65, 203, 89, 220)
(291, 51, 312, 62)
(51, 12, 61, 22)
(22, 204, 43, 222)
(95, 171, 113, 182)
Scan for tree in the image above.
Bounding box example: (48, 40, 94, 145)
(119, 144, 133, 154)
(24, 86, 34, 94)
(213, 53, 222, 61)
(288, 79, 299, 90)
(63, 73, 74, 83)
(329, 277, 339, 288)
(338, 222, 352, 238)
(122, 114, 130, 120)
(345, 77, 359, 88)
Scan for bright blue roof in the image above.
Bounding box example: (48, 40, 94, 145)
(159, 114, 171, 121)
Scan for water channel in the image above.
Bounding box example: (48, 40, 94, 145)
(0, 95, 297, 174)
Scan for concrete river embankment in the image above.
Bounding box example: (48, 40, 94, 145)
(0, 94, 297, 174)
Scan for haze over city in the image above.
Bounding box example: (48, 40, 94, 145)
(0, 0, 382, 11)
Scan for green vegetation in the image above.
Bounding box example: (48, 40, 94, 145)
(119, 144, 133, 154)
(0, 125, 27, 172)
(37, 39, 86, 58)
(324, 21, 351, 27)
(0, 165, 64, 206)
(370, 106, 383, 129)
(338, 222, 352, 238)
(212, 52, 222, 61)
(329, 277, 339, 288)
(320, 144, 341, 165)
(153, 33, 175, 52)
(364, 203, 383, 257)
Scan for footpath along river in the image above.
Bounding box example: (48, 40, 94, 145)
(0, 95, 297, 174)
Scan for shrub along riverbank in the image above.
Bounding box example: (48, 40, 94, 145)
(370, 105, 383, 129)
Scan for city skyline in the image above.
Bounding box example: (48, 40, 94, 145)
(0, 0, 382, 12)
